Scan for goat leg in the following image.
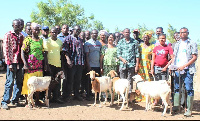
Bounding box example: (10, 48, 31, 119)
(125, 87, 129, 109)
(120, 93, 125, 110)
(45, 89, 49, 108)
(99, 91, 102, 108)
(93, 92, 97, 106)
(103, 91, 108, 105)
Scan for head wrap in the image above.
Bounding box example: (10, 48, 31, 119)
(99, 30, 108, 36)
(143, 30, 154, 39)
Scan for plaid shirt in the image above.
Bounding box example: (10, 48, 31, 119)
(173, 39, 198, 74)
(62, 35, 84, 65)
(117, 37, 139, 69)
(3, 30, 23, 65)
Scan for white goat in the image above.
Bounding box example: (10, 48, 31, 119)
(27, 71, 65, 108)
(107, 70, 130, 110)
(132, 74, 172, 116)
(86, 70, 113, 107)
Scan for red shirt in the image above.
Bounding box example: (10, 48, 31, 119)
(3, 30, 23, 65)
(153, 45, 173, 67)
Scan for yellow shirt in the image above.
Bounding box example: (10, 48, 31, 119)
(43, 38, 62, 67)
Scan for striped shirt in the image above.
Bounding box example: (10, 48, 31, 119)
(62, 35, 84, 65)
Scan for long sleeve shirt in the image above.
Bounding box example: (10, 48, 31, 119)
(3, 30, 23, 65)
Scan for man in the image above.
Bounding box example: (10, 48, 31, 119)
(84, 29, 102, 100)
(57, 24, 69, 99)
(172, 27, 198, 117)
(1, 19, 24, 109)
(120, 31, 124, 40)
(43, 27, 64, 103)
(25, 25, 32, 37)
(133, 29, 143, 44)
(18, 18, 28, 37)
(79, 31, 85, 43)
(152, 27, 171, 46)
(114, 32, 120, 45)
(85, 30, 91, 41)
(63, 25, 84, 101)
(117, 28, 139, 93)
(172, 32, 180, 50)
(69, 27, 73, 35)
(55, 25, 61, 34)
(57, 24, 69, 43)
(40, 26, 49, 40)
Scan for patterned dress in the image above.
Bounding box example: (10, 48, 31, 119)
(101, 45, 119, 76)
(136, 43, 154, 102)
(21, 37, 44, 95)
(138, 43, 154, 81)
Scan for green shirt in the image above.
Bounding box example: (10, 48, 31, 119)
(117, 37, 139, 69)
(101, 45, 119, 66)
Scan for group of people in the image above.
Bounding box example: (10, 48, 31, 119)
(1, 18, 198, 117)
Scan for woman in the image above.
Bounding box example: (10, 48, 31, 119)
(151, 33, 174, 105)
(100, 33, 119, 76)
(136, 31, 154, 102)
(99, 30, 108, 46)
(138, 31, 154, 81)
(21, 23, 44, 107)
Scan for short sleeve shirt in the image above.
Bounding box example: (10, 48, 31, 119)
(84, 39, 102, 67)
(43, 38, 62, 67)
(153, 45, 173, 67)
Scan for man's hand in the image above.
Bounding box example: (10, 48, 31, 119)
(135, 66, 139, 73)
(178, 65, 185, 71)
(9, 65, 13, 71)
(67, 60, 73, 68)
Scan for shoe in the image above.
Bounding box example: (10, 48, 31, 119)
(55, 98, 64, 104)
(74, 96, 83, 101)
(1, 104, 9, 110)
(184, 96, 194, 117)
(173, 93, 180, 113)
(86, 96, 92, 101)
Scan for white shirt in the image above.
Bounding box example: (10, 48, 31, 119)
(175, 40, 188, 69)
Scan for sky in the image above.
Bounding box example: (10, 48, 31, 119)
(0, 0, 200, 42)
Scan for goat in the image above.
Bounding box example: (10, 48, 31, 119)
(107, 70, 130, 110)
(132, 74, 172, 116)
(86, 70, 113, 107)
(27, 71, 65, 108)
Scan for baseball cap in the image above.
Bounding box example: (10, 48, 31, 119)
(42, 26, 49, 30)
(133, 29, 140, 33)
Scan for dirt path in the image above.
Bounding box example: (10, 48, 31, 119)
(0, 51, 200, 120)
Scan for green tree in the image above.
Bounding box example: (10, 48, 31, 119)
(30, 0, 103, 30)
(197, 39, 200, 50)
(167, 24, 177, 44)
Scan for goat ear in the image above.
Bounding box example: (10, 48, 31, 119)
(114, 72, 118, 76)
(86, 72, 90, 75)
(95, 73, 99, 76)
(107, 73, 110, 77)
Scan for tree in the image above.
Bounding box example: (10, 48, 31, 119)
(167, 24, 177, 44)
(134, 24, 155, 43)
(30, 0, 103, 30)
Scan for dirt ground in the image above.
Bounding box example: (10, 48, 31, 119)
(0, 52, 200, 120)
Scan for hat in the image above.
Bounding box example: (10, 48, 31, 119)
(42, 26, 49, 30)
(133, 29, 140, 33)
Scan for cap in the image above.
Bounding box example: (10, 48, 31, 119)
(133, 29, 140, 33)
(42, 26, 49, 30)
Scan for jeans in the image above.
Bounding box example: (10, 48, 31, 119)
(174, 69, 194, 96)
(66, 65, 83, 97)
(119, 67, 135, 92)
(1, 64, 23, 105)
